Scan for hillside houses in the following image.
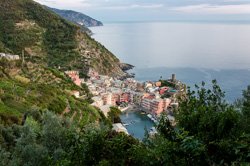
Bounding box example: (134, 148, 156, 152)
(0, 53, 20, 60)
(65, 71, 81, 86)
(65, 68, 185, 119)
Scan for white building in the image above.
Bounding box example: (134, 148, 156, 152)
(0, 53, 20, 60)
(99, 105, 111, 117)
(91, 96, 104, 107)
(72, 91, 80, 98)
(102, 92, 112, 105)
(112, 123, 129, 135)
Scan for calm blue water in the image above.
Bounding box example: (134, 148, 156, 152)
(90, 22, 250, 102)
(120, 110, 154, 140)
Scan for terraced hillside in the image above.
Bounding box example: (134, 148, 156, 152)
(0, 58, 104, 125)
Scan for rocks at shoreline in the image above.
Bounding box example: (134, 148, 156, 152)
(118, 63, 135, 80)
(119, 63, 135, 71)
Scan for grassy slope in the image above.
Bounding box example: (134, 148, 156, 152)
(0, 59, 103, 125)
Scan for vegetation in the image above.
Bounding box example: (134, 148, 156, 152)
(0, 59, 101, 125)
(0, 78, 249, 165)
(0, 1, 249, 165)
(108, 107, 122, 123)
(0, 0, 124, 76)
(47, 7, 103, 35)
(159, 79, 176, 88)
(241, 85, 250, 133)
(175, 80, 250, 165)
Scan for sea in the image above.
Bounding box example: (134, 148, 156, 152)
(90, 21, 250, 139)
(90, 21, 250, 102)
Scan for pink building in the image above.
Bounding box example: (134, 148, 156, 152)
(112, 94, 120, 105)
(151, 99, 164, 115)
(65, 71, 81, 86)
(159, 87, 169, 95)
(141, 98, 172, 115)
(120, 93, 130, 103)
(141, 98, 151, 110)
(88, 69, 99, 78)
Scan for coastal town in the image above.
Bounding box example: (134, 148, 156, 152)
(0, 52, 186, 136)
(65, 68, 186, 135)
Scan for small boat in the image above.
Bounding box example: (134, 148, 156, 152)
(147, 114, 153, 119)
(149, 127, 158, 135)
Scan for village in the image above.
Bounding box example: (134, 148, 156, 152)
(0, 52, 186, 135)
(65, 68, 186, 135)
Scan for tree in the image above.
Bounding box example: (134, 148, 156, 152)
(176, 80, 247, 165)
(108, 107, 121, 123)
(242, 85, 250, 133)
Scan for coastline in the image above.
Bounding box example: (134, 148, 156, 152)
(119, 63, 135, 80)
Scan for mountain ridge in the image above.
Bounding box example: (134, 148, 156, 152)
(0, 0, 126, 78)
(47, 6, 103, 35)
(48, 7, 103, 27)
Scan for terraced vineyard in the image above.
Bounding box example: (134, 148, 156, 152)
(0, 58, 103, 125)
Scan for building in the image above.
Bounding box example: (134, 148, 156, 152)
(88, 68, 99, 78)
(111, 93, 120, 105)
(142, 97, 172, 115)
(92, 96, 104, 107)
(112, 123, 129, 135)
(71, 90, 80, 98)
(65, 71, 81, 86)
(155, 81, 162, 87)
(151, 99, 165, 115)
(120, 93, 130, 103)
(102, 93, 112, 105)
(0, 53, 20, 60)
(171, 74, 176, 82)
(99, 105, 111, 117)
(141, 98, 152, 110)
(159, 87, 169, 95)
(145, 82, 153, 89)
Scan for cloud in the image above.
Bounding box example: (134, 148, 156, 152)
(101, 4, 164, 10)
(130, 4, 164, 9)
(35, 0, 164, 11)
(223, 0, 250, 2)
(35, 0, 93, 9)
(171, 4, 250, 14)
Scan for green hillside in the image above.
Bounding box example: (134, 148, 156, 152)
(0, 0, 249, 165)
(0, 58, 103, 125)
(48, 7, 103, 27)
(47, 7, 103, 35)
(0, 0, 125, 77)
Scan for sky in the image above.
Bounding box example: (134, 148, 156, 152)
(35, 0, 250, 22)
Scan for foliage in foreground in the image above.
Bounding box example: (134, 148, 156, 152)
(0, 81, 249, 166)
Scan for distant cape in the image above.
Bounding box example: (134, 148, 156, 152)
(47, 6, 103, 35)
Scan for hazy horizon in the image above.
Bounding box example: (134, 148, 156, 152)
(35, 0, 250, 22)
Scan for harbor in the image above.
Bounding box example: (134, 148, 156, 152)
(120, 109, 154, 140)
